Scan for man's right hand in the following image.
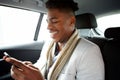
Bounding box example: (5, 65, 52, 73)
(3, 56, 44, 80)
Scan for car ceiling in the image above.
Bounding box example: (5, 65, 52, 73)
(43, 0, 120, 17)
(74, 0, 120, 17)
(0, 0, 120, 17)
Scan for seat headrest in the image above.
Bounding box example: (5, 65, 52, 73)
(75, 13, 97, 29)
(104, 27, 120, 39)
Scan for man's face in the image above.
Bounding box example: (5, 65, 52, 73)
(47, 9, 75, 43)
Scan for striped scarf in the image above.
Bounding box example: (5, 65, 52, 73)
(44, 30, 80, 80)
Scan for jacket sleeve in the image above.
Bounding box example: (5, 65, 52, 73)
(34, 41, 51, 70)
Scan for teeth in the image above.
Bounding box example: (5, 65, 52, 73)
(51, 31, 58, 34)
(50, 31, 58, 37)
(50, 31, 57, 34)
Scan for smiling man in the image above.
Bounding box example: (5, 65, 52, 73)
(3, 0, 104, 80)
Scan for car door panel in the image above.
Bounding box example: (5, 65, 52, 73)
(0, 41, 44, 80)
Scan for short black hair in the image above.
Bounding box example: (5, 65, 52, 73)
(45, 0, 79, 13)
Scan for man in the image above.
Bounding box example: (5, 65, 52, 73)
(3, 0, 104, 80)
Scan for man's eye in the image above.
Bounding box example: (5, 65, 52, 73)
(52, 19, 59, 23)
(52, 21, 59, 23)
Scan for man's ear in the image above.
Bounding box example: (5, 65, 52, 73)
(70, 16, 76, 26)
(68, 16, 76, 31)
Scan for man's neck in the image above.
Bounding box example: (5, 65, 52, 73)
(57, 29, 76, 51)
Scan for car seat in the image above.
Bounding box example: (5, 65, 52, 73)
(103, 27, 120, 80)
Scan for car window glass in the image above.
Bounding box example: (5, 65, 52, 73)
(97, 13, 120, 36)
(0, 6, 40, 46)
(38, 14, 51, 42)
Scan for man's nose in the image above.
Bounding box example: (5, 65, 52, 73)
(47, 22, 54, 30)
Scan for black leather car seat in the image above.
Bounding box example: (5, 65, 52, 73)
(75, 13, 107, 51)
(75, 13, 97, 37)
(102, 27, 120, 80)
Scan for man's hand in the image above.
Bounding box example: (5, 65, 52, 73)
(3, 56, 44, 80)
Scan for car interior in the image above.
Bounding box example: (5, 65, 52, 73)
(0, 0, 120, 80)
(75, 13, 120, 80)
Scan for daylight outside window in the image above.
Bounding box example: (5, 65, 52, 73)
(97, 13, 120, 37)
(1, 5, 119, 46)
(38, 14, 51, 42)
(0, 6, 40, 46)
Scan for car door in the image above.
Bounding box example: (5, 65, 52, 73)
(0, 0, 46, 80)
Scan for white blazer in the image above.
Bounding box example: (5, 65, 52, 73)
(35, 38, 105, 80)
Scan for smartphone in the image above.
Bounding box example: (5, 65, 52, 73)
(3, 52, 10, 57)
(0, 52, 10, 61)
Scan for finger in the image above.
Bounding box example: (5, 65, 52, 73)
(23, 62, 39, 71)
(4, 57, 29, 71)
(11, 65, 25, 80)
(22, 61, 37, 70)
(23, 61, 32, 65)
(12, 65, 23, 72)
(22, 61, 39, 70)
(3, 55, 9, 60)
(28, 64, 39, 70)
(11, 69, 19, 80)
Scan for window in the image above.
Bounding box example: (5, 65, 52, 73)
(97, 13, 120, 36)
(38, 14, 51, 41)
(0, 6, 40, 46)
